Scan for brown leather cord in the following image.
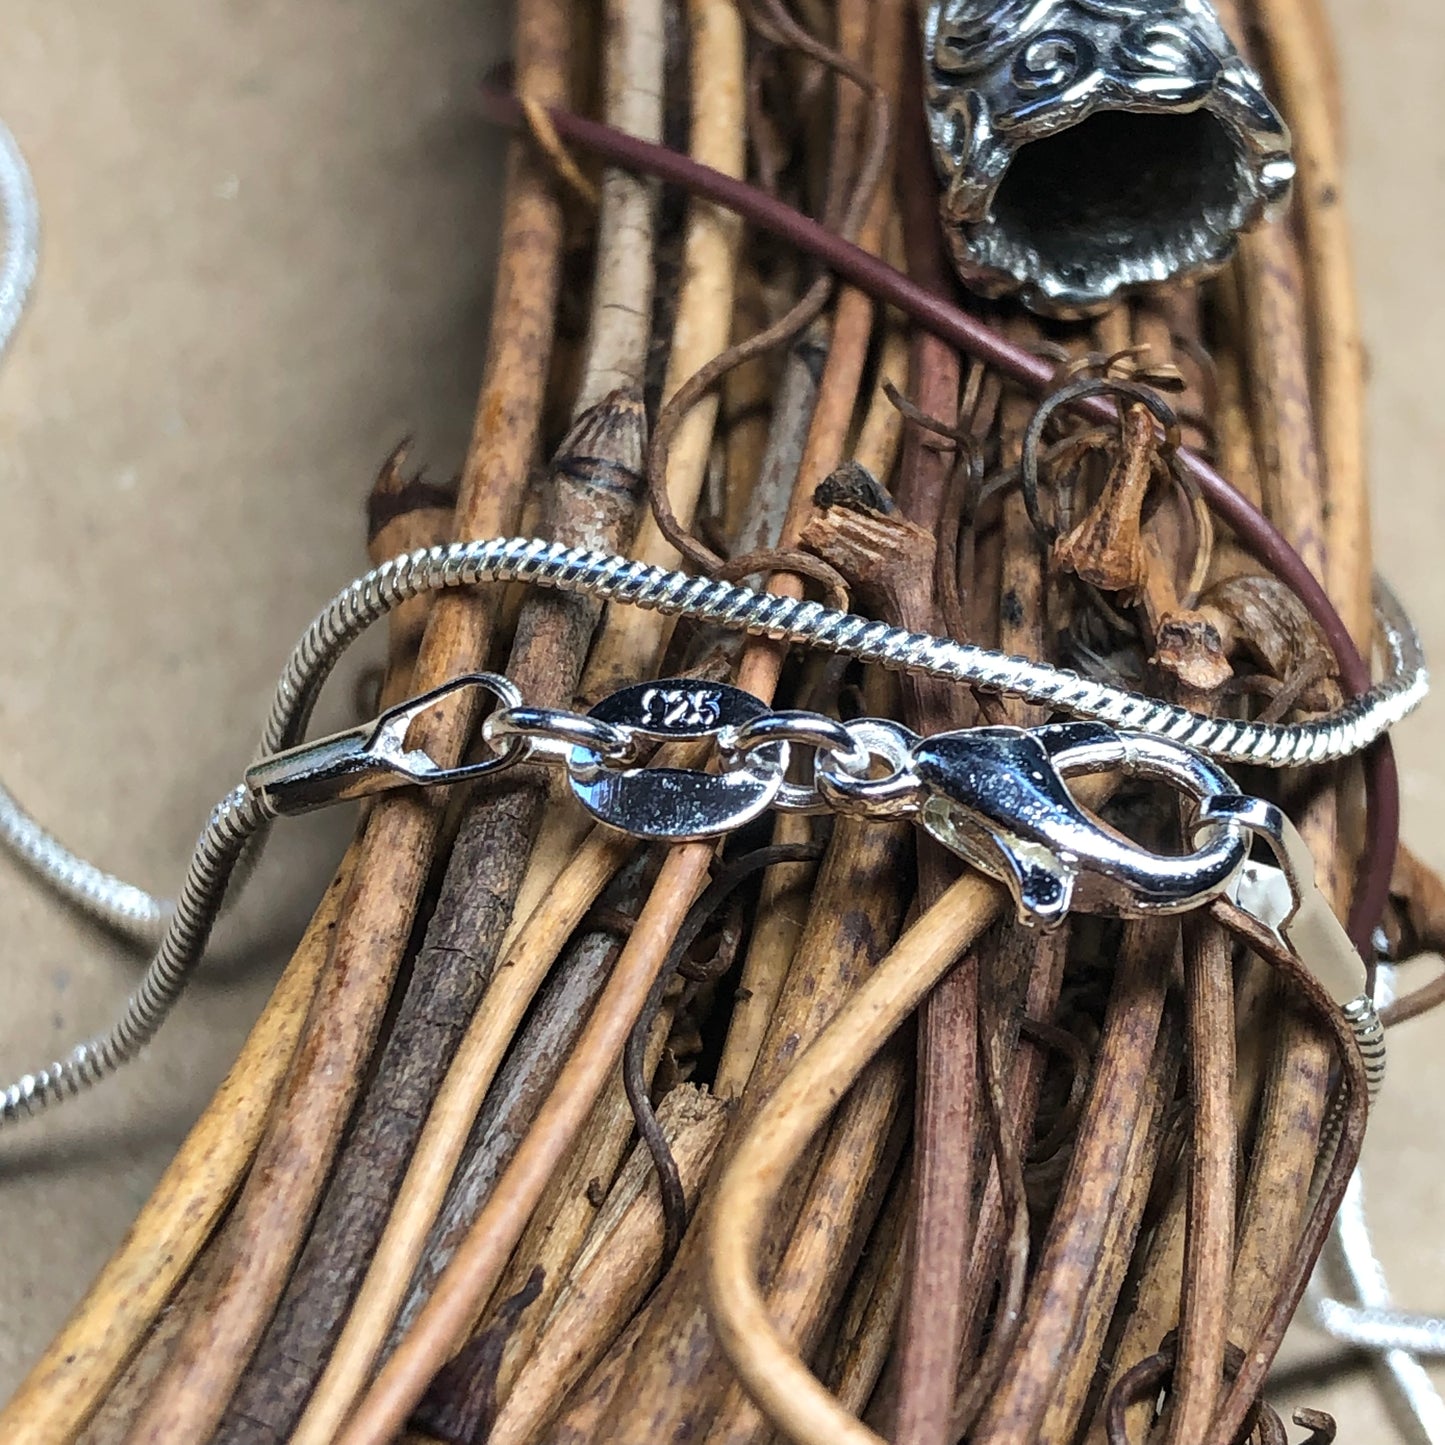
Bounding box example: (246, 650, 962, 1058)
(476, 81, 1400, 959)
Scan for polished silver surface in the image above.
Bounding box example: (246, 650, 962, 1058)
(247, 672, 525, 815)
(912, 719, 1247, 925)
(0, 116, 37, 398)
(718, 710, 871, 814)
(0, 123, 144, 940)
(920, 0, 1294, 314)
(263, 678, 1261, 935)
(1205, 793, 1368, 1008)
(815, 719, 925, 821)
(1204, 791, 1385, 1096)
(268, 683, 1258, 930)
(567, 680, 788, 842)
(0, 781, 168, 942)
(485, 706, 638, 766)
(718, 710, 869, 772)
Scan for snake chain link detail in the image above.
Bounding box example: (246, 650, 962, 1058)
(0, 122, 287, 1118)
(1, 788, 273, 1122)
(1343, 994, 1388, 1103)
(1318, 1172, 1445, 1441)
(0, 121, 173, 940)
(1306, 961, 1445, 1442)
(273, 537, 1426, 772)
(0, 532, 1429, 1122)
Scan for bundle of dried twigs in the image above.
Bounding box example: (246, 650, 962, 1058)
(7, 1, 1441, 1443)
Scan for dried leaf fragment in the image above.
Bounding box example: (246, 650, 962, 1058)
(1052, 403, 1157, 598)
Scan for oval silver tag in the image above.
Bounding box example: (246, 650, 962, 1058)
(567, 680, 786, 841)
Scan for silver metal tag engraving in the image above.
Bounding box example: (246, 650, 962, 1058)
(568, 680, 785, 841)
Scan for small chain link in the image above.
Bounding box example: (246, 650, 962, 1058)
(719, 712, 870, 770)
(483, 706, 638, 766)
(467, 697, 897, 818)
(717, 711, 872, 814)
(815, 720, 924, 820)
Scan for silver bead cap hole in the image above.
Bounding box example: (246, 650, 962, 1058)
(985, 109, 1242, 304)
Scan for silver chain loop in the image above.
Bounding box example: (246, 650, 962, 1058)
(717, 711, 872, 814)
(483, 707, 638, 766)
(814, 720, 924, 821)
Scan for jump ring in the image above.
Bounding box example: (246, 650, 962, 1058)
(815, 719, 923, 821)
(717, 711, 869, 770)
(720, 711, 872, 814)
(483, 706, 637, 765)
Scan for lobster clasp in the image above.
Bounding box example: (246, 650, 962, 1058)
(909, 722, 1249, 929)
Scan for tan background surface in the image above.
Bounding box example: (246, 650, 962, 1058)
(0, 1, 1440, 1437)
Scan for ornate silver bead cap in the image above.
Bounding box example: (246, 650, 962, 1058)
(921, 0, 1296, 315)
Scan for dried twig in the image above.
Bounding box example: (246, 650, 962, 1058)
(702, 1042, 910, 1445)
(120, 5, 574, 1437)
(2, 852, 355, 1444)
(333, 832, 715, 1445)
(1166, 918, 1237, 1443)
(281, 827, 645, 1445)
(623, 841, 826, 1272)
(392, 843, 655, 1342)
(227, 389, 648, 1445)
(590, 802, 913, 1443)
(481, 988, 678, 1403)
(486, 1087, 730, 1445)
(582, 0, 747, 695)
(574, 0, 666, 410)
(1254, 0, 1370, 647)
(706, 867, 1018, 1445)
(970, 921, 1177, 1445)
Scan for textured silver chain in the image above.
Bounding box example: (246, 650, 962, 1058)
(0, 115, 36, 372)
(1, 509, 1410, 1126)
(269, 537, 1426, 770)
(0, 119, 175, 944)
(1316, 1170, 1445, 1441)
(1305, 955, 1445, 1442)
(7, 533, 1423, 949)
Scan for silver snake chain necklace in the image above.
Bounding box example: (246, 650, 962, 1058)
(0, 101, 1439, 1425)
(0, 528, 1420, 1119)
